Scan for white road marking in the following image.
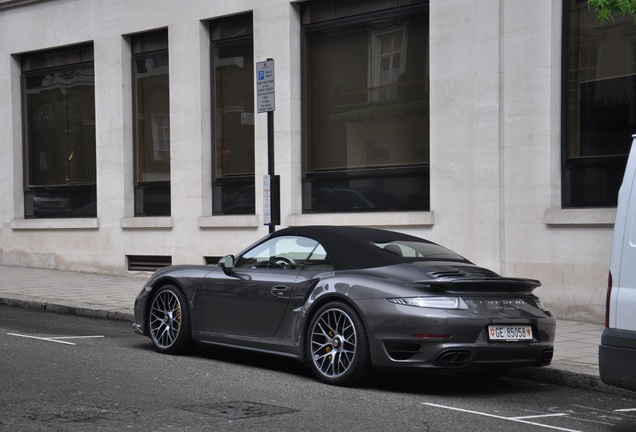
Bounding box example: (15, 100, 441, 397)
(47, 336, 105, 340)
(7, 333, 104, 345)
(559, 404, 622, 426)
(615, 408, 636, 412)
(513, 414, 571, 420)
(422, 402, 584, 432)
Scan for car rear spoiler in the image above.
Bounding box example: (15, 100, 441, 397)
(414, 277, 541, 294)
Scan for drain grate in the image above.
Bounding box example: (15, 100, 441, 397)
(182, 401, 299, 420)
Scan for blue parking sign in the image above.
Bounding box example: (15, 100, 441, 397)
(256, 59, 275, 113)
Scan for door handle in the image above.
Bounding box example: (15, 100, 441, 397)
(271, 286, 289, 296)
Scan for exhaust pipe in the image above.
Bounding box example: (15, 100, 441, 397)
(435, 350, 471, 365)
(541, 349, 554, 364)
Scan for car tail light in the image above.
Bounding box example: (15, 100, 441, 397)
(386, 297, 465, 310)
(605, 271, 612, 328)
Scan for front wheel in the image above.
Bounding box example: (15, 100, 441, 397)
(306, 302, 371, 386)
(148, 284, 192, 354)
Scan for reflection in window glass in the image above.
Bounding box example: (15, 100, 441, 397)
(211, 15, 255, 215)
(303, 3, 429, 212)
(134, 52, 170, 182)
(22, 44, 97, 218)
(306, 15, 428, 172)
(132, 31, 171, 216)
(564, 0, 633, 207)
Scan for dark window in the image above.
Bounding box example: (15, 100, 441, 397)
(21, 44, 97, 219)
(132, 30, 171, 216)
(563, 0, 634, 207)
(302, 0, 429, 213)
(211, 15, 255, 215)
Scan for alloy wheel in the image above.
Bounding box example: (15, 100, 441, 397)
(150, 288, 183, 350)
(310, 307, 358, 379)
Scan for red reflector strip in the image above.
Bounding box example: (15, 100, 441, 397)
(413, 334, 452, 339)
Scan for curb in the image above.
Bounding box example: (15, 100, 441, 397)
(509, 367, 636, 398)
(0, 297, 134, 322)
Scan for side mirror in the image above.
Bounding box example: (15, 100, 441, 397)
(218, 255, 235, 274)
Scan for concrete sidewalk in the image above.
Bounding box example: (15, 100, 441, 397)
(0, 265, 631, 396)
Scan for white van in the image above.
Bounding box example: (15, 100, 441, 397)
(599, 135, 636, 392)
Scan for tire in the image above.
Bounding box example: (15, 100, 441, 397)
(306, 301, 371, 386)
(148, 284, 192, 354)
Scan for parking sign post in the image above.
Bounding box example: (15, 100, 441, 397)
(256, 59, 278, 233)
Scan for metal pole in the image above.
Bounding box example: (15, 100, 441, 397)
(257, 58, 278, 233)
(268, 110, 275, 234)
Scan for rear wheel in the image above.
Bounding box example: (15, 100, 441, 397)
(148, 284, 192, 354)
(307, 302, 371, 386)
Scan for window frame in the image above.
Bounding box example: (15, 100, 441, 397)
(210, 15, 256, 216)
(131, 31, 171, 217)
(21, 45, 97, 219)
(300, 2, 430, 214)
(561, 0, 632, 208)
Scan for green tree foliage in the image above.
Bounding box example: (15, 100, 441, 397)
(588, 0, 636, 22)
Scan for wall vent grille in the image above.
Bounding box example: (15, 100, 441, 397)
(127, 255, 172, 272)
(204, 256, 222, 265)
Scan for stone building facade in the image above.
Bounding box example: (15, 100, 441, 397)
(0, 0, 629, 322)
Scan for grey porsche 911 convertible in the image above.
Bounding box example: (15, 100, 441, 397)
(133, 225, 555, 386)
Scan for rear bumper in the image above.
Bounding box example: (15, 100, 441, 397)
(361, 301, 556, 371)
(600, 328, 636, 391)
(371, 339, 554, 371)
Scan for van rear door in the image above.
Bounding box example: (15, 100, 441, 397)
(600, 134, 636, 391)
(609, 136, 636, 330)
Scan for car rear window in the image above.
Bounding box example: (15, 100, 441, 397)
(372, 241, 468, 262)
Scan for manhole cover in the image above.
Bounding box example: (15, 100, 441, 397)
(182, 401, 299, 420)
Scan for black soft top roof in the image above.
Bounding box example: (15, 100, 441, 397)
(269, 225, 435, 271)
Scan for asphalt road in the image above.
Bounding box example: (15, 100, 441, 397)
(1, 305, 636, 432)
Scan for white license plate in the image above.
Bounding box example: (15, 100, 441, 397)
(487, 325, 533, 341)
